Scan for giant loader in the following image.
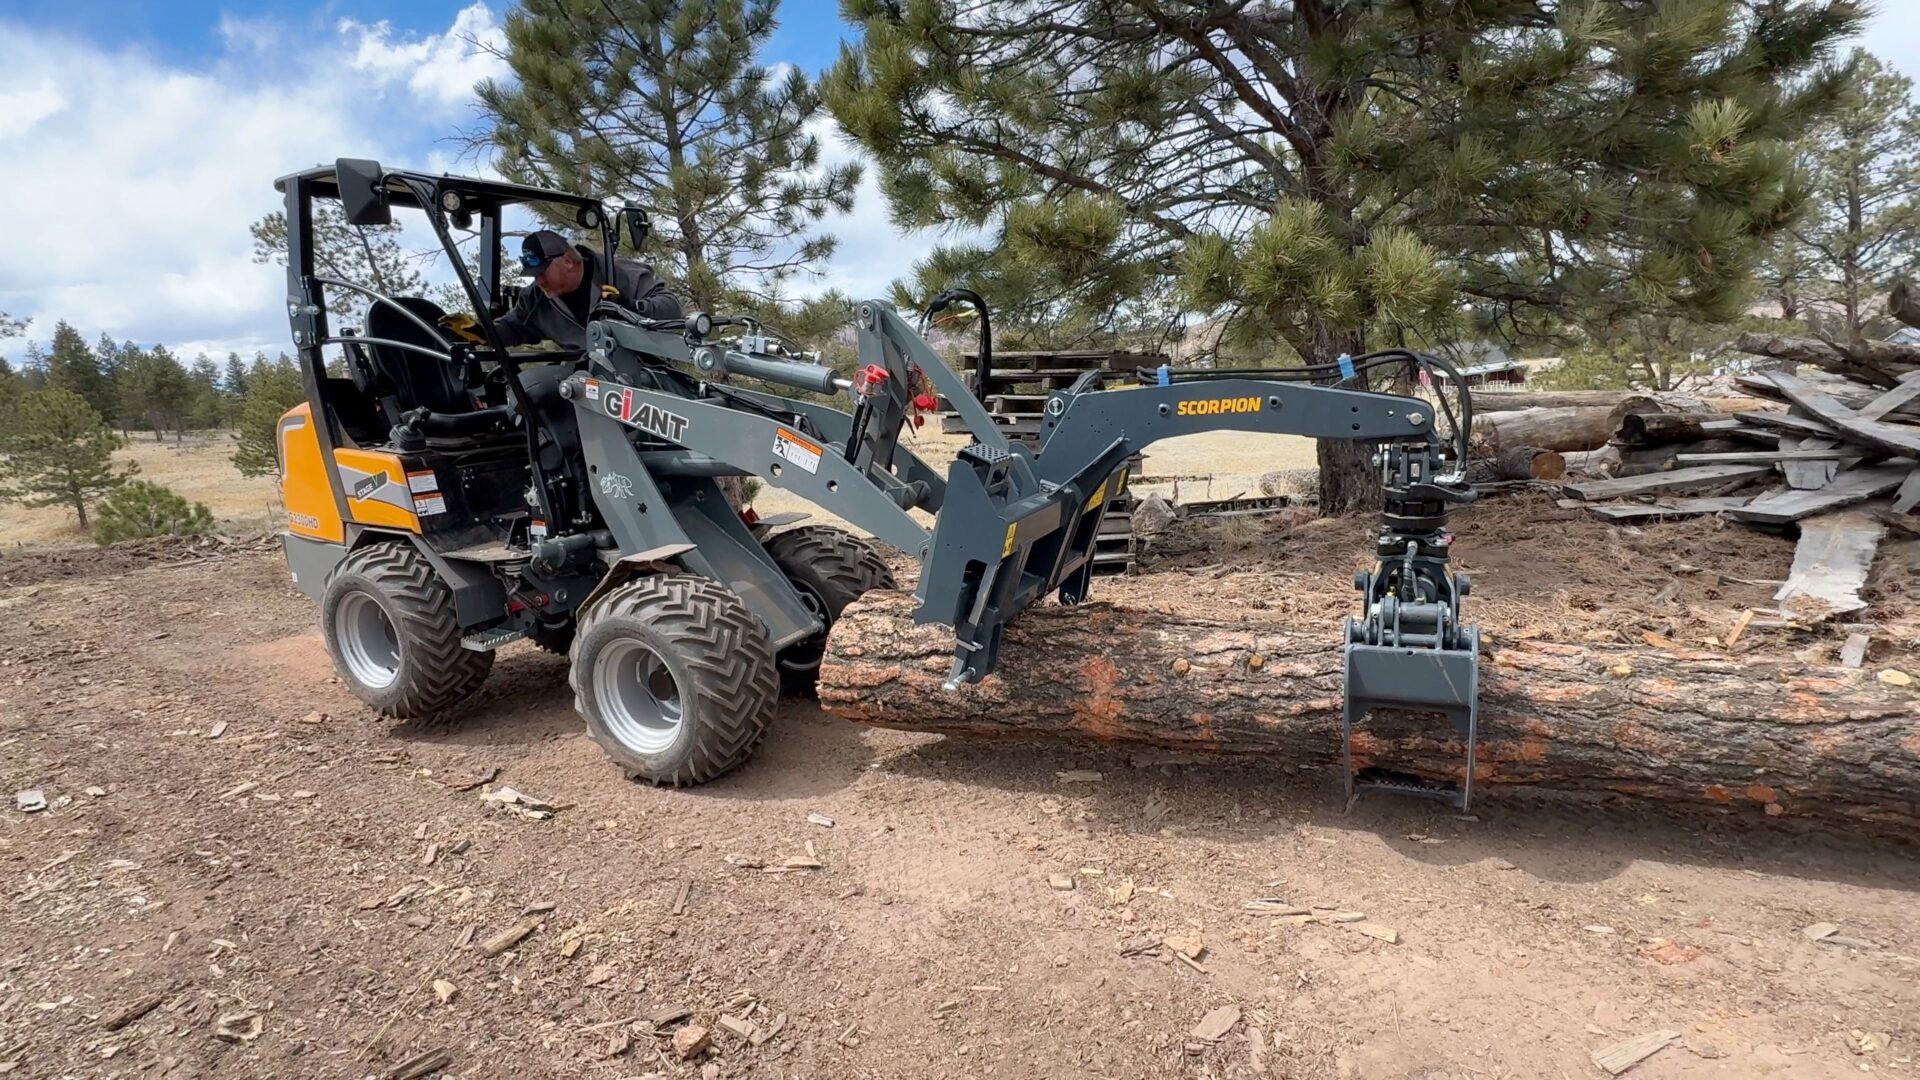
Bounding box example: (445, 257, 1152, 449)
(272, 161, 1485, 806)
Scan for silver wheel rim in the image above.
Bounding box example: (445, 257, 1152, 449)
(336, 591, 401, 690)
(594, 638, 683, 754)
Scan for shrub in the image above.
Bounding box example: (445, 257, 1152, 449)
(91, 481, 215, 545)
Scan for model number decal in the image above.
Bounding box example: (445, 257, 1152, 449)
(603, 387, 690, 442)
(1176, 396, 1263, 416)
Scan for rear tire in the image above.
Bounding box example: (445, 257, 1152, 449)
(321, 542, 492, 719)
(569, 574, 779, 785)
(764, 526, 895, 694)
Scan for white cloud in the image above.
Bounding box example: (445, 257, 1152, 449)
(0, 80, 65, 140)
(0, 5, 510, 360)
(340, 5, 509, 110)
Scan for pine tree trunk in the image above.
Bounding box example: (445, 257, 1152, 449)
(1307, 324, 1379, 514)
(818, 592, 1920, 828)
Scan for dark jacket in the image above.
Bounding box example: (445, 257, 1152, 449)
(494, 246, 680, 349)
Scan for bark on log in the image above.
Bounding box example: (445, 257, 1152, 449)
(1736, 332, 1914, 389)
(1891, 279, 1920, 331)
(819, 592, 1920, 827)
(1472, 407, 1619, 453)
(1613, 412, 1736, 447)
(1467, 446, 1566, 483)
(1561, 446, 1622, 476)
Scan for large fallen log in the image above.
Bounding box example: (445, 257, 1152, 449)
(819, 592, 1920, 827)
(1472, 407, 1619, 453)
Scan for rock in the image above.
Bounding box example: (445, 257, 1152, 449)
(672, 1025, 711, 1060)
(1848, 1030, 1890, 1055)
(1491, 858, 1517, 870)
(701, 1065, 721, 1080)
(432, 980, 458, 1005)
(213, 1012, 262, 1043)
(206, 720, 227, 739)
(1802, 921, 1840, 941)
(1130, 494, 1177, 536)
(1191, 1005, 1241, 1042)
(584, 964, 615, 987)
(14, 789, 46, 813)
(1162, 933, 1205, 960)
(1048, 874, 1075, 891)
(1056, 770, 1103, 783)
(1639, 939, 1701, 966)
(806, 811, 834, 828)
(84, 786, 107, 798)
(481, 786, 557, 820)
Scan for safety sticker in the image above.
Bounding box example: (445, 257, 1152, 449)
(772, 427, 822, 474)
(530, 519, 548, 539)
(413, 494, 447, 516)
(405, 470, 440, 494)
(584, 379, 601, 401)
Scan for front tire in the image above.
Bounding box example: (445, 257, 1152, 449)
(321, 542, 492, 719)
(764, 526, 894, 694)
(570, 574, 779, 785)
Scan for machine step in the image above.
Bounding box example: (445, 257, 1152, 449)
(461, 627, 526, 652)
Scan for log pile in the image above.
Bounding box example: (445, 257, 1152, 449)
(1546, 309, 1920, 624)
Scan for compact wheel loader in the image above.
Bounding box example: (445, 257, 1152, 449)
(273, 160, 1486, 806)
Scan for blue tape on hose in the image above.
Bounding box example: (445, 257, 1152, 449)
(1157, 365, 1171, 386)
(1337, 353, 1355, 380)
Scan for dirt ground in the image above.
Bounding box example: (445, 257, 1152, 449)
(2, 506, 1917, 1080)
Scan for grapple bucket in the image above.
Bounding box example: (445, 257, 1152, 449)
(912, 438, 1135, 687)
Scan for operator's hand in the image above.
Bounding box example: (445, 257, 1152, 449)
(601, 284, 621, 300)
(437, 311, 486, 344)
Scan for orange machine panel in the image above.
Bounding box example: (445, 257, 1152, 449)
(333, 447, 422, 533)
(278, 404, 345, 543)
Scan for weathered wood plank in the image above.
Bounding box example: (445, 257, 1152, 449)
(1583, 496, 1755, 521)
(1858, 371, 1920, 423)
(1762, 371, 1920, 458)
(1560, 464, 1772, 501)
(1891, 468, 1920, 514)
(1671, 449, 1856, 464)
(1734, 410, 1843, 439)
(1778, 436, 1846, 490)
(1774, 510, 1886, 620)
(1728, 465, 1912, 525)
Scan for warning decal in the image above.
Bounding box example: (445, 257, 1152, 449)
(405, 470, 440, 494)
(772, 427, 822, 474)
(413, 494, 448, 516)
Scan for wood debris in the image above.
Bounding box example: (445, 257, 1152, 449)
(1590, 1029, 1677, 1076)
(477, 913, 546, 957)
(480, 786, 557, 820)
(101, 993, 166, 1031)
(1056, 769, 1104, 783)
(386, 1048, 453, 1080)
(1191, 1004, 1241, 1042)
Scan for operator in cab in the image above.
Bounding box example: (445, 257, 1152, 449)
(446, 229, 680, 350)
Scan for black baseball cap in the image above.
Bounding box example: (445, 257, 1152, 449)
(520, 230, 573, 274)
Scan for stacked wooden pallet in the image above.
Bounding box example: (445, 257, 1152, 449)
(1554, 337, 1920, 621)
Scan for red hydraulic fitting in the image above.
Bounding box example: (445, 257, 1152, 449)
(855, 364, 890, 395)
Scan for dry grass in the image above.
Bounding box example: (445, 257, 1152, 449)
(0, 431, 283, 550)
(0, 423, 1321, 550)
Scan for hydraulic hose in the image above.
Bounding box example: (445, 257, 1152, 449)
(924, 289, 993, 406)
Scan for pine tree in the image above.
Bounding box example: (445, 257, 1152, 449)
(91, 480, 215, 545)
(475, 0, 860, 309)
(117, 346, 196, 443)
(93, 333, 128, 430)
(223, 351, 251, 401)
(0, 357, 22, 425)
(232, 360, 307, 478)
(0, 311, 25, 339)
(250, 202, 425, 321)
(1788, 50, 1920, 338)
(825, 1, 1861, 510)
(44, 321, 115, 420)
(0, 386, 134, 529)
(188, 353, 226, 429)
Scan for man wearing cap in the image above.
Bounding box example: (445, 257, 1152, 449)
(480, 229, 679, 349)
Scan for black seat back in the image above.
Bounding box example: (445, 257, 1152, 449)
(363, 297, 471, 415)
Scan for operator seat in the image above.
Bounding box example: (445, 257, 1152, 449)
(362, 297, 473, 416)
(360, 297, 513, 445)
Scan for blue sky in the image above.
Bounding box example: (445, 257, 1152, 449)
(0, 2, 1917, 362)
